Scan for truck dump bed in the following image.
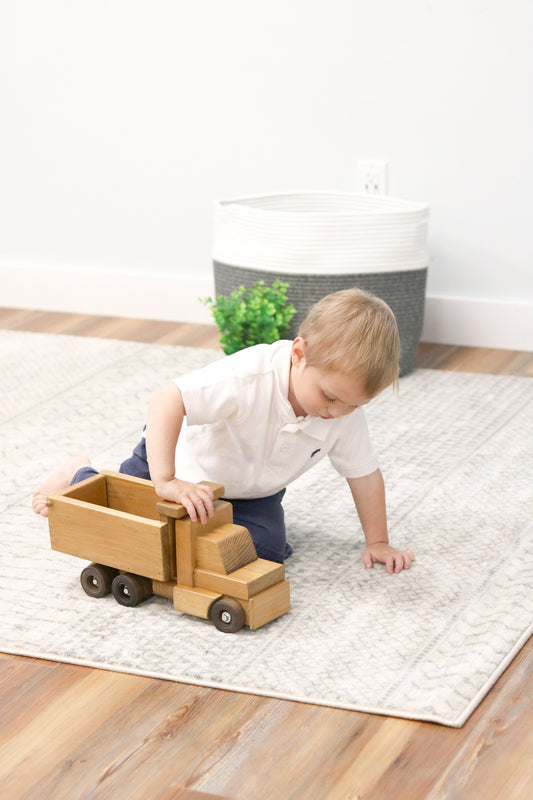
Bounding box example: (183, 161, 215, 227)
(48, 472, 173, 581)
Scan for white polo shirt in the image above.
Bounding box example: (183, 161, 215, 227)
(173, 341, 379, 499)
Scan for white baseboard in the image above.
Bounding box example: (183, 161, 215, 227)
(2, 262, 532, 351)
(422, 295, 532, 352)
(1, 262, 215, 325)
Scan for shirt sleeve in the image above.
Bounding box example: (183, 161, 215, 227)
(327, 408, 380, 478)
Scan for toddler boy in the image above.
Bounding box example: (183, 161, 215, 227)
(33, 289, 414, 574)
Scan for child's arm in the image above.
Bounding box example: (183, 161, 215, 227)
(347, 470, 415, 574)
(145, 384, 215, 523)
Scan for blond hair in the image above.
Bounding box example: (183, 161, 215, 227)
(298, 288, 400, 396)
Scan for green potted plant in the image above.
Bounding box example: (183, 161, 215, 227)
(203, 279, 296, 355)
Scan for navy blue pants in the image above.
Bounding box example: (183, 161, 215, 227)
(72, 438, 292, 563)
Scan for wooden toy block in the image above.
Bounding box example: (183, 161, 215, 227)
(194, 559, 285, 600)
(173, 499, 234, 537)
(152, 579, 175, 599)
(155, 482, 225, 519)
(173, 585, 222, 619)
(175, 522, 195, 588)
(48, 474, 290, 632)
(239, 580, 291, 630)
(195, 523, 257, 574)
(158, 516, 177, 583)
(171, 500, 234, 587)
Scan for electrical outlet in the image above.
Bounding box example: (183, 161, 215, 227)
(356, 159, 388, 195)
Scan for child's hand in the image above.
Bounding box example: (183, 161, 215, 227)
(155, 478, 215, 524)
(363, 543, 415, 574)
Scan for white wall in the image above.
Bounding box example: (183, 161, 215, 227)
(1, 1, 532, 348)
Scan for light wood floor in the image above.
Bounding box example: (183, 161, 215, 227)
(1, 308, 532, 800)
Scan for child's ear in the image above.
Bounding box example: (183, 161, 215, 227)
(291, 337, 307, 366)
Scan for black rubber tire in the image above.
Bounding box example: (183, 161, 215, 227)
(210, 597, 245, 633)
(80, 563, 118, 598)
(111, 573, 152, 607)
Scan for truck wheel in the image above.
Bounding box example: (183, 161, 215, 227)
(112, 573, 152, 607)
(210, 598, 245, 633)
(80, 563, 118, 598)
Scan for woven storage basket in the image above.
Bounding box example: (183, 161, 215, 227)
(213, 192, 429, 375)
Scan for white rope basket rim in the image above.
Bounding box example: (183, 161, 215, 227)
(213, 191, 430, 275)
(215, 190, 429, 217)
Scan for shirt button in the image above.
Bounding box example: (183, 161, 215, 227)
(280, 444, 289, 452)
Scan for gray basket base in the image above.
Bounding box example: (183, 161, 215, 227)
(214, 262, 427, 376)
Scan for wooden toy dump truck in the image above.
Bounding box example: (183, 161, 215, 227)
(47, 471, 290, 633)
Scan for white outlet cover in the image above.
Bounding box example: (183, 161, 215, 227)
(356, 159, 388, 195)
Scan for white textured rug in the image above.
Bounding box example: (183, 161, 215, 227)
(1, 330, 532, 727)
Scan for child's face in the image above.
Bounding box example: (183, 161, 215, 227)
(288, 338, 371, 419)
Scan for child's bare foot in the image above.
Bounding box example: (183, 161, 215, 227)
(32, 456, 92, 517)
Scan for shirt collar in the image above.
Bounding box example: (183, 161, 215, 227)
(272, 341, 304, 423)
(282, 417, 335, 440)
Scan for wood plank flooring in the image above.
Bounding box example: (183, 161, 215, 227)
(1, 308, 532, 800)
